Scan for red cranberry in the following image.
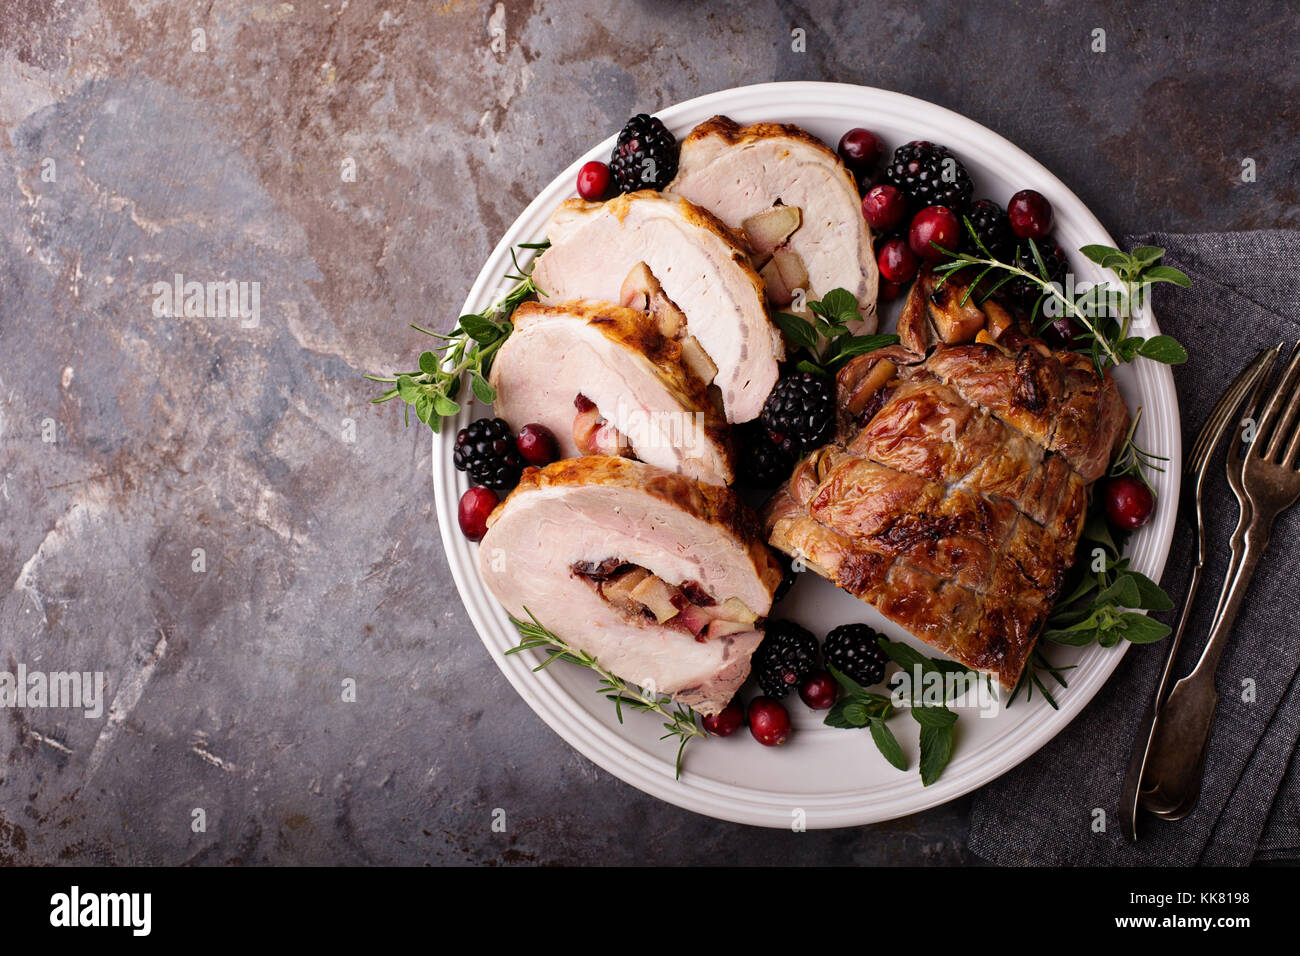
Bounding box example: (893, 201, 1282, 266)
(748, 696, 792, 747)
(516, 423, 558, 466)
(798, 671, 838, 710)
(702, 701, 745, 737)
(877, 237, 919, 284)
(879, 280, 906, 301)
(861, 184, 907, 232)
(458, 486, 499, 541)
(837, 128, 883, 175)
(576, 161, 610, 201)
(1007, 189, 1053, 239)
(908, 206, 961, 262)
(1104, 476, 1155, 531)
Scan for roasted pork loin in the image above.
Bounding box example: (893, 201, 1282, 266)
(490, 301, 734, 485)
(479, 457, 783, 715)
(668, 115, 879, 333)
(764, 340, 1130, 688)
(531, 190, 782, 424)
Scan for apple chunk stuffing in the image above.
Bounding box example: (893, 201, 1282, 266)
(572, 393, 633, 457)
(571, 558, 760, 641)
(742, 204, 810, 308)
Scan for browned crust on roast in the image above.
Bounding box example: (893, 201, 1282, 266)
(548, 190, 773, 332)
(682, 115, 861, 200)
(492, 456, 783, 594)
(510, 300, 733, 467)
(766, 334, 1132, 688)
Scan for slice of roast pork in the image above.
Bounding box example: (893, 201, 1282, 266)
(478, 457, 783, 715)
(667, 115, 879, 333)
(489, 301, 734, 485)
(531, 190, 782, 424)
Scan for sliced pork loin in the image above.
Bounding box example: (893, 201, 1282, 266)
(478, 457, 783, 715)
(489, 301, 734, 485)
(531, 190, 782, 424)
(667, 115, 879, 333)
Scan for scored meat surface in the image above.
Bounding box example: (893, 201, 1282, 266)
(531, 190, 782, 424)
(480, 456, 783, 715)
(667, 115, 879, 333)
(764, 341, 1130, 688)
(490, 301, 734, 485)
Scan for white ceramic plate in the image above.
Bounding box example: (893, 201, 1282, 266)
(433, 82, 1181, 828)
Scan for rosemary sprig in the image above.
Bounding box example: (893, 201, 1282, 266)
(365, 240, 550, 432)
(1006, 648, 1075, 710)
(504, 608, 706, 779)
(931, 229, 1189, 374)
(1109, 407, 1169, 491)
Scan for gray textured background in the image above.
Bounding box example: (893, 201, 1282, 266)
(0, 0, 1296, 865)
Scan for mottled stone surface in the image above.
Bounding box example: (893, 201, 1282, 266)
(0, 0, 1295, 865)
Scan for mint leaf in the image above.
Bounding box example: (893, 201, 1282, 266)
(823, 699, 864, 729)
(817, 288, 860, 325)
(795, 359, 830, 378)
(827, 333, 900, 363)
(869, 718, 908, 771)
(918, 721, 956, 786)
(772, 311, 820, 350)
(910, 703, 958, 730)
(828, 664, 867, 697)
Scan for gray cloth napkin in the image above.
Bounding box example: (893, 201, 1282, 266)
(967, 231, 1300, 866)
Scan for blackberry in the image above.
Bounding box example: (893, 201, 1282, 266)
(609, 114, 678, 193)
(453, 417, 524, 489)
(824, 624, 889, 687)
(754, 620, 820, 698)
(883, 141, 974, 212)
(759, 372, 835, 456)
(736, 423, 795, 488)
(1008, 240, 1069, 309)
(961, 198, 1012, 257)
(772, 550, 798, 603)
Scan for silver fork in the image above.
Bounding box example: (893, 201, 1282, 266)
(1118, 346, 1279, 838)
(1144, 345, 1280, 819)
(1142, 341, 1300, 818)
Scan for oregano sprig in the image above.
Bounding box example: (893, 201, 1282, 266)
(505, 608, 705, 779)
(365, 240, 549, 432)
(931, 229, 1190, 374)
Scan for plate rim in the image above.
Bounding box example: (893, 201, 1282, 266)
(431, 80, 1183, 829)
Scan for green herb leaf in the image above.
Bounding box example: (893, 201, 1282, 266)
(869, 718, 908, 771)
(470, 370, 496, 404)
(1128, 569, 1175, 611)
(827, 334, 900, 362)
(918, 721, 956, 786)
(910, 703, 958, 730)
(1141, 265, 1192, 287)
(1137, 335, 1189, 364)
(772, 311, 821, 350)
(1079, 244, 1123, 265)
(1116, 612, 1173, 644)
